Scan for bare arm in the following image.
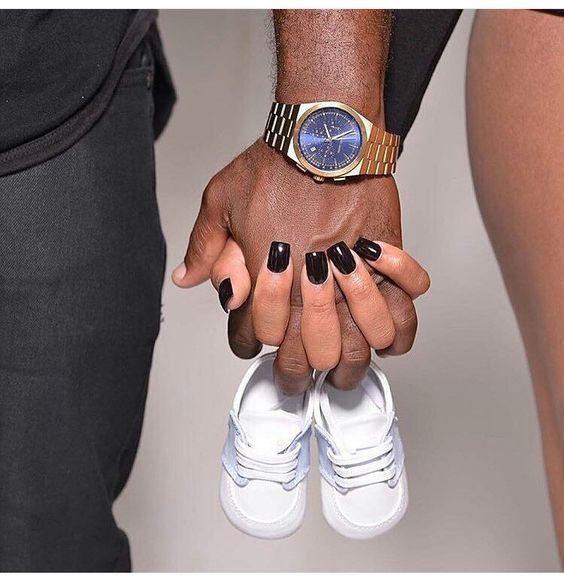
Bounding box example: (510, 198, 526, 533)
(274, 10, 391, 124)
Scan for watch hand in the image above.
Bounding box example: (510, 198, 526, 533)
(324, 124, 332, 140)
(333, 129, 355, 140)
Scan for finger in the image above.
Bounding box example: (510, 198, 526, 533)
(353, 238, 431, 299)
(376, 280, 419, 357)
(228, 299, 262, 360)
(172, 179, 229, 288)
(328, 304, 371, 390)
(327, 242, 395, 351)
(210, 238, 251, 312)
(300, 251, 341, 371)
(274, 306, 313, 395)
(252, 242, 293, 346)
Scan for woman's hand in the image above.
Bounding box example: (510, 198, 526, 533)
(172, 140, 407, 395)
(208, 236, 430, 392)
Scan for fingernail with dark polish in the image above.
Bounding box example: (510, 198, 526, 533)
(353, 237, 382, 261)
(267, 241, 291, 273)
(218, 278, 233, 313)
(305, 251, 328, 285)
(327, 241, 356, 275)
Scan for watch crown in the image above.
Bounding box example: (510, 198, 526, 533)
(312, 175, 325, 183)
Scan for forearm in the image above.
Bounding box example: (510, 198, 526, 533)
(273, 9, 391, 124)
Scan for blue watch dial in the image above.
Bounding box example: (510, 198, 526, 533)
(297, 107, 363, 172)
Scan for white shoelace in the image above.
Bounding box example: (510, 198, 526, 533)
(328, 435, 396, 489)
(235, 436, 300, 484)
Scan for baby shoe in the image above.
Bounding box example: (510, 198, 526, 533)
(314, 361, 408, 539)
(220, 352, 313, 539)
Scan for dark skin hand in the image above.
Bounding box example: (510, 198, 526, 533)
(173, 10, 418, 393)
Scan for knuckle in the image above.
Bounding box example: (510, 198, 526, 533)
(229, 332, 260, 359)
(381, 331, 415, 356)
(347, 276, 371, 301)
(374, 320, 396, 349)
(279, 380, 308, 396)
(331, 364, 369, 391)
(278, 356, 310, 380)
(368, 270, 386, 286)
(395, 304, 418, 335)
(231, 345, 261, 360)
(341, 347, 371, 370)
(210, 263, 222, 286)
(251, 304, 288, 347)
(230, 334, 256, 350)
(201, 186, 215, 211)
(204, 173, 222, 196)
(393, 337, 415, 355)
(255, 280, 284, 304)
(280, 384, 300, 395)
(415, 268, 431, 295)
(275, 355, 312, 394)
(229, 336, 256, 359)
(387, 253, 404, 276)
(306, 297, 334, 318)
(309, 352, 340, 372)
(396, 308, 417, 334)
(334, 373, 365, 391)
(254, 327, 284, 347)
(202, 174, 225, 213)
(188, 223, 209, 259)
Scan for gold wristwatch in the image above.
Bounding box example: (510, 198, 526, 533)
(263, 101, 400, 183)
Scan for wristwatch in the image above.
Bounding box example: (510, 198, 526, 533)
(263, 101, 400, 183)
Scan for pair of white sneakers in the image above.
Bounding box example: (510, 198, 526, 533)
(220, 353, 408, 540)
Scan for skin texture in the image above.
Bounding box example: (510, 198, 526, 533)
(467, 9, 564, 564)
(174, 140, 415, 392)
(274, 10, 391, 122)
(174, 10, 422, 393)
(213, 239, 430, 381)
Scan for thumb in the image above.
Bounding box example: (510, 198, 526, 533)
(172, 182, 229, 288)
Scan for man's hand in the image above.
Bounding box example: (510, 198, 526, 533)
(173, 10, 420, 392)
(173, 138, 418, 392)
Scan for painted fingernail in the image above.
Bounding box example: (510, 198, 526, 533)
(267, 241, 291, 273)
(218, 278, 233, 313)
(353, 237, 382, 261)
(305, 251, 328, 285)
(327, 241, 356, 275)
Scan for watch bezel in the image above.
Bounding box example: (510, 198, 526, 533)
(292, 101, 368, 179)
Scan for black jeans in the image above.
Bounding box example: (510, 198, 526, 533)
(0, 56, 165, 570)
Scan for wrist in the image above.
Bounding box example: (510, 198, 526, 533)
(274, 86, 385, 128)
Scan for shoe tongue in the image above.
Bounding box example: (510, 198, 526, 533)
(338, 413, 388, 453)
(240, 411, 302, 453)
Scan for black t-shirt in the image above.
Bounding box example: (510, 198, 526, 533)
(0, 10, 134, 152)
(0, 9, 175, 177)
